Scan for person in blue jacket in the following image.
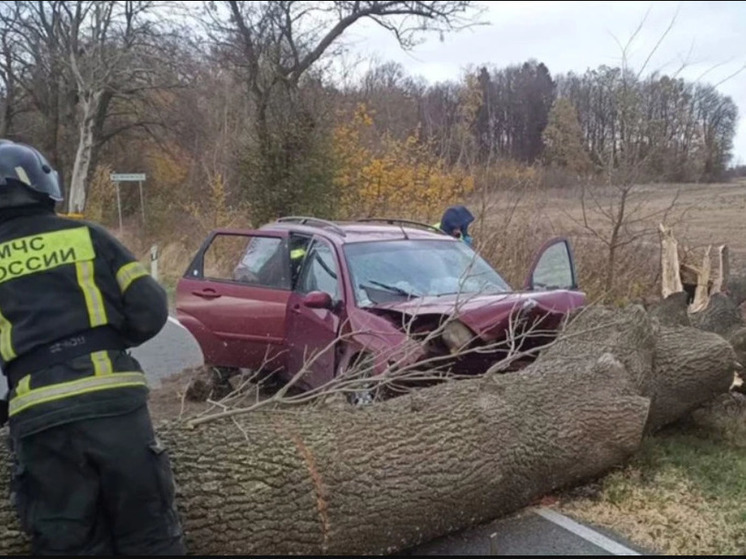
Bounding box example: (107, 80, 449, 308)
(433, 205, 475, 247)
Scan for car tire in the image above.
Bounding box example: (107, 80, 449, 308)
(342, 352, 382, 407)
(211, 366, 239, 398)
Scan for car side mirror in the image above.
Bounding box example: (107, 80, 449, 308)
(303, 291, 334, 310)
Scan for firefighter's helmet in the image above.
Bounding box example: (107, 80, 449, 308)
(0, 139, 62, 208)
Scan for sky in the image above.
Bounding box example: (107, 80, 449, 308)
(335, 1, 746, 166)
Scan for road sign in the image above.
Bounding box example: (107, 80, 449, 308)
(110, 173, 147, 231)
(110, 173, 146, 182)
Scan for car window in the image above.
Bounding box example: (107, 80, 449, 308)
(289, 233, 313, 289)
(202, 234, 250, 280)
(201, 234, 290, 290)
(297, 241, 340, 300)
(532, 240, 575, 290)
(343, 239, 511, 307)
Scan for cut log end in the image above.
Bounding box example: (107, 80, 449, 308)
(660, 223, 684, 299)
(711, 245, 730, 294)
(659, 224, 730, 316)
(690, 245, 712, 313)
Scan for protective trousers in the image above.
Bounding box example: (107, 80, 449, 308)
(9, 405, 186, 555)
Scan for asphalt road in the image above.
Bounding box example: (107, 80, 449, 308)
(1, 316, 654, 556)
(403, 507, 652, 556)
(130, 317, 205, 388)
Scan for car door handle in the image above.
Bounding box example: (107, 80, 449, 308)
(193, 288, 221, 299)
(291, 303, 301, 313)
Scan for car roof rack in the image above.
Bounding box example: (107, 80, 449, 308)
(275, 216, 347, 237)
(355, 217, 449, 236)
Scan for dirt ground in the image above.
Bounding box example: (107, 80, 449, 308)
(148, 367, 210, 424)
(148, 365, 289, 425)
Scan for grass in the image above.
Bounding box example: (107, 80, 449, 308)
(556, 418, 746, 555)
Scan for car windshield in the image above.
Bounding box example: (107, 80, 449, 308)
(343, 239, 511, 307)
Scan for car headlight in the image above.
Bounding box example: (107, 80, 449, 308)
(442, 320, 475, 353)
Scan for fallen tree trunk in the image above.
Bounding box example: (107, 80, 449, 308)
(0, 301, 736, 556)
(0, 364, 651, 555)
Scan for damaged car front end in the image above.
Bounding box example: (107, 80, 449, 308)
(338, 236, 586, 397)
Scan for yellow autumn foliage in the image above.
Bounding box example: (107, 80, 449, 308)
(85, 163, 117, 223)
(334, 104, 474, 223)
(183, 172, 247, 235)
(146, 142, 189, 189)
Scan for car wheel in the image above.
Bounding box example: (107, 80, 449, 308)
(342, 352, 382, 407)
(212, 366, 240, 396)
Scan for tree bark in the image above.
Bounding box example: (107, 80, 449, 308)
(646, 324, 736, 431)
(67, 91, 102, 214)
(0, 360, 652, 555)
(0, 300, 737, 555)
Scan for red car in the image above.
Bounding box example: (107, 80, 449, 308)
(175, 217, 586, 403)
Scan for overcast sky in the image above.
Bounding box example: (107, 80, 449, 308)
(338, 1, 746, 166)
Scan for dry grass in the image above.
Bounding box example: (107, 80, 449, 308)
(461, 178, 746, 556)
(462, 178, 746, 305)
(551, 394, 746, 555)
(554, 418, 746, 556)
(466, 181, 665, 305)
(121, 175, 746, 307)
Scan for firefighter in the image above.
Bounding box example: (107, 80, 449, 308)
(0, 139, 186, 555)
(434, 205, 475, 247)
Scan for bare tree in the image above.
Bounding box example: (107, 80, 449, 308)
(0, 4, 25, 137)
(558, 12, 696, 299)
(0, 1, 71, 171)
(60, 1, 182, 212)
(4, 1, 185, 212)
(201, 0, 483, 224)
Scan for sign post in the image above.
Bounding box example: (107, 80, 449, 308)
(150, 244, 159, 282)
(110, 173, 147, 232)
(139, 179, 146, 224)
(115, 180, 123, 232)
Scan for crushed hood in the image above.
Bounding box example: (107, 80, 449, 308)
(369, 290, 585, 341)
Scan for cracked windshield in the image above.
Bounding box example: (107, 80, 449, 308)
(344, 240, 511, 306)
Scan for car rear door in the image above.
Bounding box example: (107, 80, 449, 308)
(175, 229, 292, 374)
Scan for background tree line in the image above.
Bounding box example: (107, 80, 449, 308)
(0, 1, 740, 236)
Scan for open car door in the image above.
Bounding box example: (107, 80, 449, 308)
(284, 237, 345, 389)
(524, 237, 579, 292)
(175, 229, 292, 374)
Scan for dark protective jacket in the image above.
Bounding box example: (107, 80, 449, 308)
(439, 205, 475, 237)
(0, 206, 168, 438)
